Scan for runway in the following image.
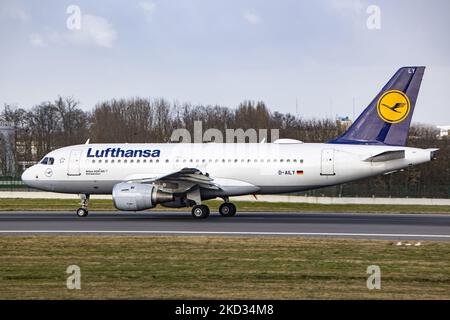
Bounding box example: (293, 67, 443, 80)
(0, 211, 450, 240)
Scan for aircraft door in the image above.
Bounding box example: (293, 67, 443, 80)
(321, 149, 335, 176)
(67, 150, 82, 176)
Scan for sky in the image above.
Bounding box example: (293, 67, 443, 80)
(0, 0, 449, 125)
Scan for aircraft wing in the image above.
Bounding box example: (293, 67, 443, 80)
(123, 168, 260, 197)
(124, 168, 220, 191)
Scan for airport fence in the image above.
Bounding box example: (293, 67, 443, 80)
(0, 175, 449, 198)
(298, 184, 450, 199)
(0, 176, 30, 191)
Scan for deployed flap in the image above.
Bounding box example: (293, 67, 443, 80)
(364, 150, 405, 162)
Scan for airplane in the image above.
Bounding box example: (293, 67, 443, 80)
(21, 66, 437, 218)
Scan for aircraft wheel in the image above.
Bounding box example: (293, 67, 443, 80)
(76, 208, 89, 217)
(191, 205, 210, 219)
(219, 202, 236, 217)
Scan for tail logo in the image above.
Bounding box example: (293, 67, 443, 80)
(376, 90, 411, 124)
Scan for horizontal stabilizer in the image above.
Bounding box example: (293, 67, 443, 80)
(364, 150, 405, 162)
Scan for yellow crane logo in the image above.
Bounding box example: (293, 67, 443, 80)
(376, 90, 411, 124)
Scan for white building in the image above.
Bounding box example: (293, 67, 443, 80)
(437, 125, 450, 138)
(0, 121, 16, 176)
(336, 116, 352, 130)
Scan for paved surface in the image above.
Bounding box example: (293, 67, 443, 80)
(0, 211, 450, 240)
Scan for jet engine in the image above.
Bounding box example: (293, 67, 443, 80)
(112, 182, 173, 211)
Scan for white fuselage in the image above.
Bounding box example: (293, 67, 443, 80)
(21, 142, 433, 197)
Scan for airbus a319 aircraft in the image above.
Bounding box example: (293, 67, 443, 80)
(22, 66, 437, 218)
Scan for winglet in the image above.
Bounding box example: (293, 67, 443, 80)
(85, 138, 90, 145)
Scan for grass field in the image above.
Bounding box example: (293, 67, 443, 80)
(0, 236, 449, 299)
(0, 198, 449, 213)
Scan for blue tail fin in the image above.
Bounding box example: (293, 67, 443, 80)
(329, 66, 425, 146)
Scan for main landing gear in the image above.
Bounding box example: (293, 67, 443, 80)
(219, 202, 237, 217)
(191, 204, 210, 219)
(76, 194, 90, 217)
(190, 200, 237, 219)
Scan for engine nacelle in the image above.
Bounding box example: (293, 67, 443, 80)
(112, 182, 173, 211)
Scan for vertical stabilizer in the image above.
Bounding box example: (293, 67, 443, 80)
(329, 66, 425, 146)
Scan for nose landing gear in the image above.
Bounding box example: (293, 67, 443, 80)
(76, 194, 90, 217)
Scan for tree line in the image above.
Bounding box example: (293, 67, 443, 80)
(0, 96, 448, 198)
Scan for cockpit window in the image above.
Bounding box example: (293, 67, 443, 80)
(40, 157, 54, 165)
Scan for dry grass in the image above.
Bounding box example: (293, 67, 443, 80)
(0, 236, 449, 299)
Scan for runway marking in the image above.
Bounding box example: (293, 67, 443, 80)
(0, 230, 450, 239)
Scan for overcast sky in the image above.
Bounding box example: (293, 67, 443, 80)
(1, 0, 449, 125)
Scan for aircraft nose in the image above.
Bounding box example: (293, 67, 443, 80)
(21, 167, 34, 186)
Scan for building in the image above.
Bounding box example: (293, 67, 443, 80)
(0, 120, 16, 176)
(336, 116, 353, 130)
(437, 125, 450, 138)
